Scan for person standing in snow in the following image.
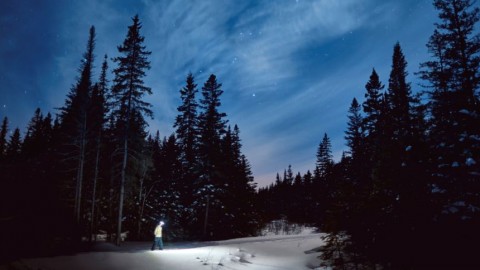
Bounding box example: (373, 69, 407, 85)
(151, 221, 164, 250)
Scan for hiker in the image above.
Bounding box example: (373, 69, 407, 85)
(151, 221, 164, 250)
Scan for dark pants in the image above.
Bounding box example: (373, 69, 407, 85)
(151, 237, 163, 250)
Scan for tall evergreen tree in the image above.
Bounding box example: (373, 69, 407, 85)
(175, 73, 199, 166)
(387, 42, 413, 139)
(198, 74, 227, 158)
(195, 74, 228, 239)
(22, 109, 55, 188)
(314, 133, 333, 180)
(220, 125, 258, 238)
(419, 0, 480, 265)
(344, 98, 364, 159)
(364, 42, 422, 267)
(58, 26, 96, 223)
(86, 55, 109, 240)
(335, 69, 390, 267)
(313, 133, 334, 228)
(284, 165, 294, 185)
(23, 108, 49, 157)
(362, 69, 385, 140)
(343, 97, 369, 235)
(111, 15, 152, 245)
(174, 73, 199, 210)
(154, 134, 183, 239)
(137, 132, 162, 239)
(6, 128, 22, 160)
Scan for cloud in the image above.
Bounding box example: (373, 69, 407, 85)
(1, 0, 439, 188)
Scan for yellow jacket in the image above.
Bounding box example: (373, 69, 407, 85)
(154, 225, 162, 237)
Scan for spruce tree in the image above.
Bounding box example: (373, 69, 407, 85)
(314, 133, 333, 180)
(155, 134, 183, 240)
(220, 125, 258, 237)
(341, 69, 390, 266)
(87, 55, 109, 240)
(175, 73, 199, 167)
(343, 97, 369, 235)
(111, 15, 152, 245)
(23, 108, 47, 157)
(174, 73, 199, 213)
(196, 74, 228, 239)
(362, 69, 385, 141)
(344, 98, 364, 159)
(387, 42, 412, 139)
(198, 74, 227, 159)
(58, 26, 96, 223)
(6, 128, 22, 160)
(313, 133, 333, 229)
(370, 42, 420, 266)
(22, 109, 55, 181)
(138, 133, 162, 239)
(419, 0, 480, 265)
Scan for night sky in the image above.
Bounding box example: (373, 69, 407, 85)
(0, 0, 439, 187)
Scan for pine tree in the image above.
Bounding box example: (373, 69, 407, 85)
(284, 165, 294, 185)
(219, 125, 258, 238)
(314, 133, 333, 180)
(100, 108, 120, 241)
(362, 69, 385, 140)
(137, 133, 161, 239)
(419, 0, 480, 265)
(302, 170, 316, 223)
(58, 26, 96, 223)
(42, 113, 54, 150)
(196, 74, 228, 239)
(387, 42, 412, 140)
(6, 128, 22, 159)
(313, 133, 334, 229)
(22, 109, 55, 182)
(87, 55, 109, 241)
(174, 73, 199, 212)
(111, 15, 152, 245)
(23, 108, 47, 157)
(154, 134, 183, 240)
(198, 74, 227, 162)
(337, 69, 391, 267)
(344, 98, 364, 159)
(343, 97, 369, 235)
(368, 42, 421, 266)
(175, 73, 199, 166)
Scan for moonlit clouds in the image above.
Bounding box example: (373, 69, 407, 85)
(0, 0, 438, 187)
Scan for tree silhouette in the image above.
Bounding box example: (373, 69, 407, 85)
(111, 15, 152, 245)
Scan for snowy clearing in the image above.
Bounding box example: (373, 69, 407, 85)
(2, 233, 326, 270)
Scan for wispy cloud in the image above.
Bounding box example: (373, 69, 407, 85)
(1, 0, 438, 187)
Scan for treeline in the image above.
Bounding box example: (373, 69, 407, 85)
(258, 0, 480, 268)
(0, 15, 258, 260)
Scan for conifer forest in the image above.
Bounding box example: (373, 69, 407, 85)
(1, 0, 479, 268)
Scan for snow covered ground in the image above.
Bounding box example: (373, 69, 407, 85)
(2, 231, 326, 270)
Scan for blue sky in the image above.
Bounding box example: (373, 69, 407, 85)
(0, 0, 440, 187)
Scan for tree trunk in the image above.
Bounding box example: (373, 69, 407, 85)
(136, 161, 148, 238)
(74, 114, 87, 222)
(116, 137, 128, 246)
(90, 135, 101, 241)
